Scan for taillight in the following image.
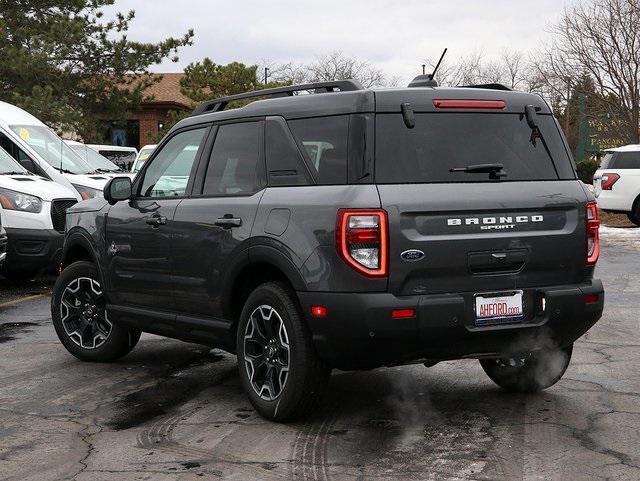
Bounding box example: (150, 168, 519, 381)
(586, 202, 600, 265)
(336, 209, 388, 277)
(433, 99, 506, 109)
(600, 173, 620, 190)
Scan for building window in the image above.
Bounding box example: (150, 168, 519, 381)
(98, 120, 140, 148)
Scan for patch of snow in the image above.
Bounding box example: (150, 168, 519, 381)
(600, 226, 640, 249)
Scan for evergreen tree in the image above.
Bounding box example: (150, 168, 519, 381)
(0, 0, 193, 140)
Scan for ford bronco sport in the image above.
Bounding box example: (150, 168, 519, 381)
(52, 79, 604, 422)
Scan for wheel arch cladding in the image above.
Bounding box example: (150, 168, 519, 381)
(224, 245, 307, 327)
(62, 232, 97, 267)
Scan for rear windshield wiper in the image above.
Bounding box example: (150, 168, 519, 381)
(450, 163, 507, 179)
(525, 105, 560, 178)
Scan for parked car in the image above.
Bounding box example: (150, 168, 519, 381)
(0, 145, 77, 280)
(0, 101, 109, 200)
(53, 80, 604, 422)
(87, 145, 137, 171)
(131, 144, 157, 173)
(593, 144, 640, 225)
(64, 140, 134, 179)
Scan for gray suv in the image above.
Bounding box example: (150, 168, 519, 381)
(52, 79, 604, 421)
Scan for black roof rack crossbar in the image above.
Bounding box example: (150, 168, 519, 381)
(191, 79, 364, 116)
(457, 83, 512, 91)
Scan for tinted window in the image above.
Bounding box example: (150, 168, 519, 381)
(265, 118, 311, 186)
(602, 151, 640, 169)
(376, 113, 575, 183)
(139, 128, 206, 198)
(203, 122, 263, 196)
(289, 116, 348, 184)
(99, 151, 137, 169)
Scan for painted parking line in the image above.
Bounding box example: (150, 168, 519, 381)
(0, 293, 50, 309)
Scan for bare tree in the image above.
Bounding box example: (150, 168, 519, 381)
(428, 51, 485, 87)
(305, 51, 397, 88)
(540, 0, 640, 144)
(501, 50, 528, 90)
(263, 52, 398, 88)
(426, 50, 535, 91)
(259, 60, 307, 85)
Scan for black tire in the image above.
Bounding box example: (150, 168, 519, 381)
(627, 199, 640, 226)
(480, 344, 573, 393)
(51, 261, 140, 362)
(236, 281, 330, 422)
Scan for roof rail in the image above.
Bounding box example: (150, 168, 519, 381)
(457, 83, 512, 91)
(190, 79, 364, 116)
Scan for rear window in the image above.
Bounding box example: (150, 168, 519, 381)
(376, 113, 575, 183)
(601, 151, 640, 169)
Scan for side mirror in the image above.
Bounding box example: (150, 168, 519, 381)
(104, 176, 132, 205)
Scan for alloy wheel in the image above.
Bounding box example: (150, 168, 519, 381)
(243, 305, 290, 401)
(60, 277, 112, 349)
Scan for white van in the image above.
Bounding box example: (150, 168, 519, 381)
(0, 145, 79, 280)
(0, 101, 110, 200)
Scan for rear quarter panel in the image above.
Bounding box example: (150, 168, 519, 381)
(253, 185, 386, 292)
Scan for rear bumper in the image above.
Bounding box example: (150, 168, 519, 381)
(298, 280, 604, 370)
(2, 227, 64, 273)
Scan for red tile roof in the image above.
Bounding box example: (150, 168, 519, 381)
(134, 73, 193, 109)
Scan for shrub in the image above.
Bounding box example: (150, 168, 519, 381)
(575, 159, 600, 184)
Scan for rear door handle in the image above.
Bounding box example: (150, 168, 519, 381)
(214, 217, 242, 228)
(146, 215, 167, 227)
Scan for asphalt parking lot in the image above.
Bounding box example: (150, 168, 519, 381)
(1, 228, 639, 481)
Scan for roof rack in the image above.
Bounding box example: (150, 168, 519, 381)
(457, 83, 512, 91)
(191, 79, 364, 116)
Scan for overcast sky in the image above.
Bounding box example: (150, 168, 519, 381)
(105, 0, 577, 84)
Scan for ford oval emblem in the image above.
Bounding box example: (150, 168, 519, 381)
(400, 249, 425, 262)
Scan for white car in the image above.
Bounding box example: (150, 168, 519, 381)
(0, 101, 109, 200)
(87, 144, 138, 171)
(64, 140, 135, 179)
(0, 146, 79, 280)
(593, 144, 640, 225)
(131, 144, 157, 173)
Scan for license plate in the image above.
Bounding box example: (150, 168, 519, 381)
(475, 291, 523, 325)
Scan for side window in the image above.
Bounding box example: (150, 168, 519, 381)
(0, 131, 44, 176)
(139, 127, 206, 198)
(288, 116, 349, 185)
(203, 121, 263, 196)
(265, 117, 311, 186)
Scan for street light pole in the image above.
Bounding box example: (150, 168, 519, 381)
(264, 67, 269, 85)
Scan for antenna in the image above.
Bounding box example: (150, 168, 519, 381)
(408, 48, 448, 88)
(430, 48, 448, 81)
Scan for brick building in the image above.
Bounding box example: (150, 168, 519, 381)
(102, 73, 192, 149)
